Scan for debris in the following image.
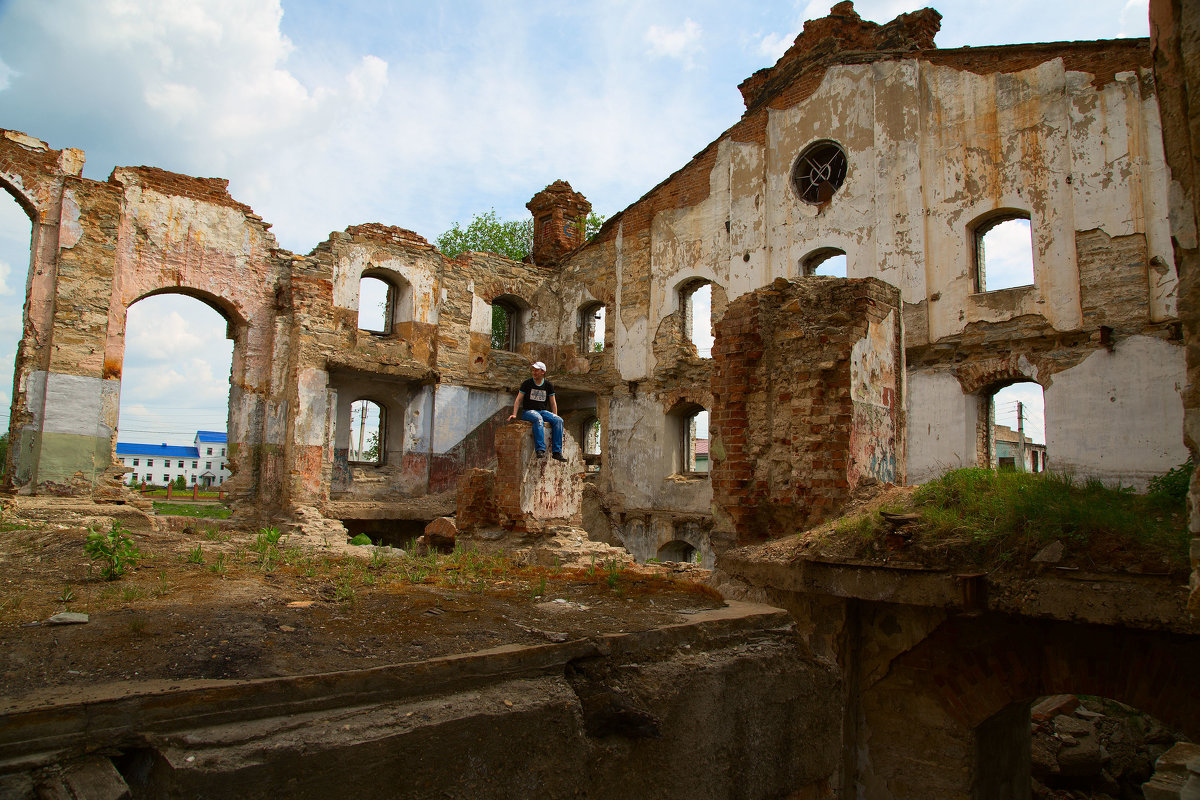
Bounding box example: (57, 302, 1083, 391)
(1033, 540, 1065, 564)
(46, 612, 88, 625)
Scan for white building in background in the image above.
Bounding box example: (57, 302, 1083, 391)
(115, 430, 231, 488)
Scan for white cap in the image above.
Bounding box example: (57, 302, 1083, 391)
(531, 361, 546, 371)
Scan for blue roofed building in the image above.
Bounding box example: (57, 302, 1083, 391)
(115, 431, 230, 488)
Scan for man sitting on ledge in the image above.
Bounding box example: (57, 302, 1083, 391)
(509, 361, 567, 461)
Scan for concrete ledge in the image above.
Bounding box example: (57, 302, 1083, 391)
(721, 549, 1198, 633)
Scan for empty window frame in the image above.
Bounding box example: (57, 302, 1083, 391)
(580, 302, 605, 353)
(358, 275, 394, 333)
(580, 415, 601, 473)
(680, 279, 713, 358)
(491, 297, 523, 351)
(801, 247, 847, 277)
(973, 213, 1034, 292)
(675, 406, 710, 475)
(791, 140, 848, 205)
(349, 399, 385, 465)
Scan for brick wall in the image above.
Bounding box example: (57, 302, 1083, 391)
(710, 277, 903, 549)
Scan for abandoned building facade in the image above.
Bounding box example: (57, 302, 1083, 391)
(0, 3, 1183, 566)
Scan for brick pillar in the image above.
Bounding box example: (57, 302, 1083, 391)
(526, 180, 591, 266)
(710, 277, 904, 549)
(477, 422, 585, 533)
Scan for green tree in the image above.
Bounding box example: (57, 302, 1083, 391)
(436, 209, 607, 261)
(436, 209, 532, 261)
(364, 431, 380, 462)
(172, 475, 186, 490)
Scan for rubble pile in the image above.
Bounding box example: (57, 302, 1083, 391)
(1031, 695, 1186, 799)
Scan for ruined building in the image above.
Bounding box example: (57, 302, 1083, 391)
(0, 3, 1183, 566)
(1, 2, 1198, 797)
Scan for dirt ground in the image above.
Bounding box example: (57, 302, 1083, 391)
(0, 505, 720, 711)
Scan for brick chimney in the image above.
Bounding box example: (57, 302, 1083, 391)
(527, 180, 591, 265)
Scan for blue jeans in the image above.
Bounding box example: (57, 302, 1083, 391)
(520, 409, 563, 453)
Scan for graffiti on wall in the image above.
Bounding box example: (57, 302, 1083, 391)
(849, 310, 898, 485)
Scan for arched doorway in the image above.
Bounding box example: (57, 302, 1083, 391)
(116, 293, 235, 492)
(0, 188, 32, 479)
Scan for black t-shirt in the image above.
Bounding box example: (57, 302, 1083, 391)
(520, 378, 554, 412)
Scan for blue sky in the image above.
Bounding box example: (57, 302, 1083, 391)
(0, 0, 1147, 444)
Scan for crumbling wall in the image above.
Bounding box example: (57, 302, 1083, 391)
(709, 277, 904, 549)
(555, 1, 1183, 551)
(1148, 0, 1199, 614)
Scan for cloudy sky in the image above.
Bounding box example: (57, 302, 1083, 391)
(0, 0, 1148, 445)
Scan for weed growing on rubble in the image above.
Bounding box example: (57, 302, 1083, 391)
(57, 586, 75, 605)
(84, 521, 142, 580)
(907, 468, 1190, 568)
(252, 527, 284, 572)
(186, 544, 205, 565)
(202, 526, 231, 542)
(334, 577, 355, 604)
(605, 559, 621, 591)
(208, 552, 226, 575)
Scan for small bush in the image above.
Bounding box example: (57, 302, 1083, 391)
(84, 520, 142, 580)
(1148, 459, 1193, 507)
(349, 534, 372, 546)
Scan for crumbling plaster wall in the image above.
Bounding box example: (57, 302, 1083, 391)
(0, 131, 296, 507)
(560, 23, 1183, 537)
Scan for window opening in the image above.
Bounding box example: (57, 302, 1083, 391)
(988, 381, 1046, 472)
(791, 140, 848, 204)
(581, 416, 601, 473)
(580, 302, 605, 353)
(349, 399, 384, 465)
(491, 297, 522, 351)
(975, 214, 1034, 292)
(680, 280, 713, 358)
(657, 540, 697, 563)
(358, 275, 392, 333)
(802, 248, 847, 277)
(684, 408, 710, 474)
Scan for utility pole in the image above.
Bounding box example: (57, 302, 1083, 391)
(356, 404, 367, 461)
(1016, 401, 1026, 473)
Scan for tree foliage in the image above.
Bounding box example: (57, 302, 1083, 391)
(436, 209, 607, 261)
(436, 209, 533, 261)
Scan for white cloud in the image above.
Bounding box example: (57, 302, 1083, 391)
(1119, 0, 1149, 36)
(0, 56, 15, 91)
(645, 18, 703, 66)
(759, 30, 799, 60)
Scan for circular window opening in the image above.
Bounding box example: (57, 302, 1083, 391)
(791, 140, 848, 205)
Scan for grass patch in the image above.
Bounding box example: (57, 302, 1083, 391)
(831, 468, 1189, 571)
(153, 502, 232, 520)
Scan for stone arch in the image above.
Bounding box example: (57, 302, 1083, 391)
(902, 616, 1200, 740)
(952, 354, 1042, 396)
(952, 356, 1048, 469)
(106, 287, 255, 502)
(856, 612, 1200, 797)
(798, 246, 848, 277)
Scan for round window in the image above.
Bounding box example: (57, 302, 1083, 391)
(791, 140, 848, 205)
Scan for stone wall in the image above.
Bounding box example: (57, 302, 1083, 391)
(1149, 0, 1200, 616)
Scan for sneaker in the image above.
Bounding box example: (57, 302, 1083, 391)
(551, 452, 567, 462)
(536, 450, 546, 458)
